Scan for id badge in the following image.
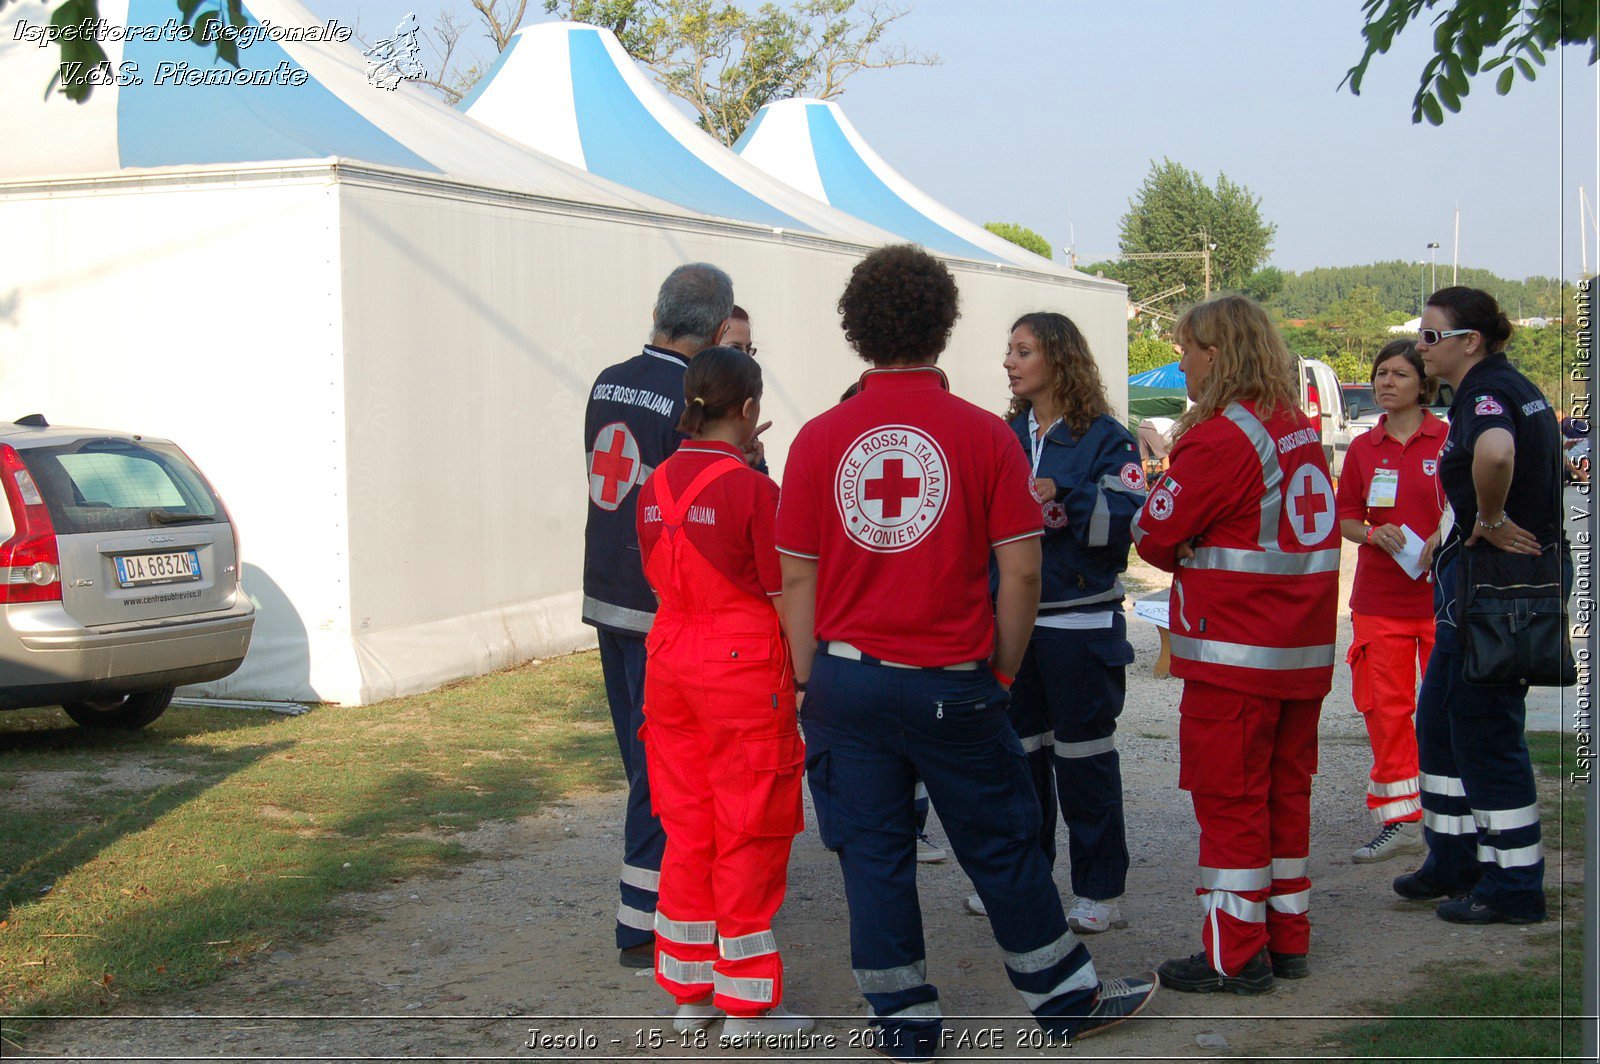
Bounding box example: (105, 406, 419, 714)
(1367, 468, 1399, 509)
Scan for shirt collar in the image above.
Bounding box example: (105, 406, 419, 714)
(644, 344, 689, 367)
(677, 440, 743, 459)
(1368, 409, 1446, 445)
(1457, 351, 1510, 395)
(859, 364, 950, 392)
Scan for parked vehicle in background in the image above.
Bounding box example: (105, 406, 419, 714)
(0, 416, 254, 729)
(1300, 358, 1352, 477)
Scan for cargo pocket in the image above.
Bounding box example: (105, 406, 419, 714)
(1177, 693, 1247, 795)
(1346, 639, 1374, 714)
(803, 747, 841, 850)
(717, 731, 805, 837)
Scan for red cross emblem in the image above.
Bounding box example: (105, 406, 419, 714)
(1285, 465, 1336, 545)
(588, 422, 641, 511)
(864, 458, 921, 518)
(836, 426, 948, 554)
(1147, 488, 1175, 520)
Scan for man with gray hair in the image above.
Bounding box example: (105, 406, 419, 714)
(582, 263, 736, 968)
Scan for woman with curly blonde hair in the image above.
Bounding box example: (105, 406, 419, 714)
(964, 312, 1148, 935)
(1133, 294, 1340, 994)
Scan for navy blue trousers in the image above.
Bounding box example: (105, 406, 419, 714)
(1414, 640, 1545, 919)
(1008, 616, 1132, 902)
(802, 652, 1100, 1049)
(597, 629, 666, 948)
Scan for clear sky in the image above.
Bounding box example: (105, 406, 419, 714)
(310, 0, 1599, 282)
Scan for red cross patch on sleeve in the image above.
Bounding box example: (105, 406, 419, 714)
(1119, 463, 1145, 490)
(1474, 396, 1505, 416)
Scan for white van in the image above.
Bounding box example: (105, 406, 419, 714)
(1300, 358, 1352, 477)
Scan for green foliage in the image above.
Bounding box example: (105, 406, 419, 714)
(1116, 158, 1276, 306)
(1127, 335, 1178, 375)
(1242, 266, 1286, 304)
(0, 0, 245, 102)
(546, 0, 938, 144)
(983, 222, 1051, 259)
(1342, 0, 1597, 125)
(1271, 260, 1569, 320)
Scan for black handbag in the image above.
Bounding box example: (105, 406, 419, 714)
(1457, 541, 1576, 687)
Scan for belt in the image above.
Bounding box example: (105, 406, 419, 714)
(820, 641, 984, 672)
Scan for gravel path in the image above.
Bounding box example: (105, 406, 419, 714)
(19, 543, 1581, 1062)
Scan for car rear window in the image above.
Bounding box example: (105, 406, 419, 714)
(19, 439, 221, 535)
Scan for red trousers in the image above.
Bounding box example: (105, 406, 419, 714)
(1179, 679, 1321, 975)
(1347, 612, 1433, 824)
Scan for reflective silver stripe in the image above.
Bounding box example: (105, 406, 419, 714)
(1424, 810, 1477, 835)
(1019, 731, 1052, 754)
(1015, 960, 1100, 1009)
(1477, 842, 1544, 868)
(654, 912, 717, 945)
(1473, 803, 1541, 831)
(1040, 578, 1126, 611)
(1223, 403, 1283, 550)
(874, 1000, 943, 1021)
(1170, 633, 1336, 671)
(914, 781, 929, 800)
(1369, 776, 1421, 798)
(1268, 889, 1311, 915)
(620, 864, 660, 892)
(657, 953, 714, 985)
(618, 903, 655, 930)
(854, 960, 928, 994)
(720, 929, 778, 961)
(1200, 890, 1267, 922)
(1002, 930, 1080, 975)
(1421, 772, 1467, 797)
(714, 973, 774, 1003)
(1372, 797, 1422, 823)
(582, 595, 655, 634)
(1131, 519, 1148, 546)
(1187, 545, 1341, 576)
(1054, 736, 1116, 758)
(1270, 856, 1308, 880)
(1199, 864, 1271, 891)
(1088, 486, 1110, 548)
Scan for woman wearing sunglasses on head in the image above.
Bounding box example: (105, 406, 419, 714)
(1333, 340, 1447, 866)
(1392, 287, 1565, 925)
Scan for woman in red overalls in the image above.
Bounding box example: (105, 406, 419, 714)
(635, 346, 812, 1040)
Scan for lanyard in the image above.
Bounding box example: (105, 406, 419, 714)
(1027, 409, 1061, 477)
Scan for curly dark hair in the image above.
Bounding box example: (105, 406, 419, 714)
(837, 245, 961, 364)
(1002, 312, 1112, 436)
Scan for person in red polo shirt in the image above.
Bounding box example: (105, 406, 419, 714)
(1334, 340, 1447, 865)
(778, 245, 1158, 1061)
(636, 347, 812, 1041)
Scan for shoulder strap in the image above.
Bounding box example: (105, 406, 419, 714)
(654, 457, 744, 526)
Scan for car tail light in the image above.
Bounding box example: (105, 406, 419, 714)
(1306, 382, 1322, 420)
(0, 444, 61, 603)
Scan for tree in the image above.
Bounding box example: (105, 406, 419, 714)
(1127, 335, 1178, 375)
(544, 0, 939, 144)
(1342, 0, 1598, 125)
(1115, 159, 1276, 307)
(983, 222, 1051, 259)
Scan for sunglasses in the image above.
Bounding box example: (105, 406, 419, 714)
(1418, 328, 1474, 346)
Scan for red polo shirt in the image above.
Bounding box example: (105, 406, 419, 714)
(775, 365, 1042, 666)
(1334, 411, 1447, 618)
(638, 441, 781, 601)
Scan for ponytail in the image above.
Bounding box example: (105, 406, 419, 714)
(678, 346, 763, 436)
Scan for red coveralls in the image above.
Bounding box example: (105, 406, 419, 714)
(636, 447, 804, 1016)
(1133, 401, 1339, 976)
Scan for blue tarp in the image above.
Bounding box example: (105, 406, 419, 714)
(1128, 362, 1185, 388)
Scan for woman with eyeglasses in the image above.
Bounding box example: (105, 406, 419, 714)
(1333, 340, 1446, 866)
(1132, 294, 1339, 994)
(1392, 287, 1564, 925)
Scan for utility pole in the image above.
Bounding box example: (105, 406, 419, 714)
(1118, 231, 1219, 302)
(1427, 242, 1441, 295)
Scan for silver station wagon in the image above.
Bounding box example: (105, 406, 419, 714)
(0, 417, 254, 728)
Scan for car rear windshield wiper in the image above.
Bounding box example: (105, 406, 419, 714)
(150, 509, 214, 525)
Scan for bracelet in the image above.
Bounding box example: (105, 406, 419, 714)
(793, 679, 808, 693)
(1477, 513, 1508, 531)
(990, 666, 1014, 687)
(1364, 525, 1373, 545)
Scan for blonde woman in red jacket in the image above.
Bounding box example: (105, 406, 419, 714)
(1133, 295, 1339, 995)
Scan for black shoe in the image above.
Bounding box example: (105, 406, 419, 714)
(1392, 869, 1452, 901)
(1436, 894, 1545, 925)
(1156, 948, 1274, 995)
(1074, 973, 1160, 1040)
(1269, 952, 1308, 979)
(619, 942, 654, 968)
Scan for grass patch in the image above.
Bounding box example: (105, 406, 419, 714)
(1332, 730, 1588, 1061)
(0, 652, 615, 1036)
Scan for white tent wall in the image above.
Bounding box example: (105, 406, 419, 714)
(0, 172, 364, 702)
(336, 177, 1126, 704)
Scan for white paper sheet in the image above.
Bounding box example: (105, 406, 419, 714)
(1394, 524, 1430, 581)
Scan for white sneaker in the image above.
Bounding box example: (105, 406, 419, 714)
(673, 999, 724, 1032)
(964, 893, 986, 916)
(916, 833, 948, 863)
(722, 1005, 815, 1041)
(1067, 898, 1129, 934)
(1353, 820, 1425, 863)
